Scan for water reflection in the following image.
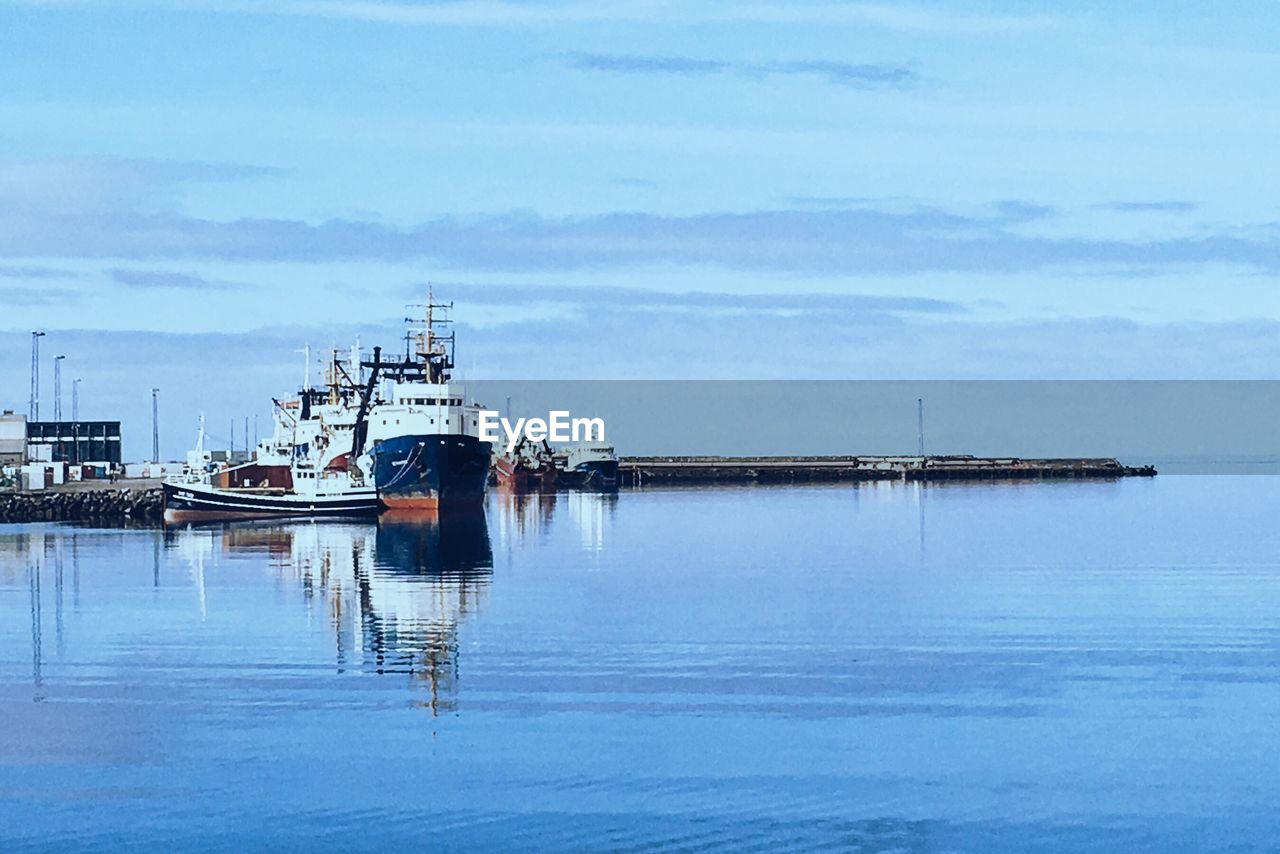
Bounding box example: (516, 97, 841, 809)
(486, 491, 617, 553)
(5, 491, 623, 712)
(491, 492, 558, 547)
(169, 512, 493, 714)
(564, 490, 617, 553)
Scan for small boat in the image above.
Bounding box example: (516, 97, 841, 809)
(162, 474, 380, 523)
(493, 436, 558, 493)
(164, 350, 380, 524)
(556, 443, 619, 490)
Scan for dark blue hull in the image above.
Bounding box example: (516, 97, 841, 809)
(369, 433, 492, 509)
(574, 459, 619, 489)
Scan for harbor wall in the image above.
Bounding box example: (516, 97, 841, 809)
(618, 455, 1157, 486)
(0, 487, 163, 523)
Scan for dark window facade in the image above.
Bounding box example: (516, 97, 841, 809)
(26, 421, 123, 465)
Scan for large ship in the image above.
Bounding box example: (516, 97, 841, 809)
(361, 291, 494, 511)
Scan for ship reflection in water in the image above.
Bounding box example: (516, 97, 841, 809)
(169, 511, 493, 714)
(490, 490, 617, 551)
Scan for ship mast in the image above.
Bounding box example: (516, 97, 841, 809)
(407, 285, 455, 384)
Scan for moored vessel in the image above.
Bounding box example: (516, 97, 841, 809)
(493, 436, 559, 493)
(163, 347, 380, 524)
(362, 290, 493, 511)
(556, 443, 619, 490)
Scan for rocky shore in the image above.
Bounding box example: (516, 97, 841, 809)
(0, 487, 163, 523)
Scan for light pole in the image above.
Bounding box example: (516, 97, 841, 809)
(151, 388, 160, 464)
(29, 331, 45, 421)
(54, 355, 65, 423)
(72, 379, 81, 466)
(917, 398, 925, 457)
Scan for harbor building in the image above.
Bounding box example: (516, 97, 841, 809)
(0, 411, 25, 466)
(24, 420, 123, 467)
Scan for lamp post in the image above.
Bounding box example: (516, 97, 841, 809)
(29, 331, 45, 420)
(151, 388, 160, 464)
(54, 355, 65, 423)
(72, 378, 81, 466)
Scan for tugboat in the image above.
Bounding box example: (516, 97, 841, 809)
(362, 290, 494, 511)
(493, 436, 559, 493)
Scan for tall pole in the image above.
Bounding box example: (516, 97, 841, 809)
(29, 331, 45, 420)
(917, 398, 925, 457)
(296, 344, 311, 389)
(151, 388, 159, 464)
(72, 379, 81, 466)
(53, 355, 65, 423)
(244, 416, 249, 456)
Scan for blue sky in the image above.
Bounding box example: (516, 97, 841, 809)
(3, 1, 1280, 456)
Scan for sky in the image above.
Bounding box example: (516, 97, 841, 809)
(2, 0, 1280, 458)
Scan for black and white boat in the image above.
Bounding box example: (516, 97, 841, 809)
(162, 478, 380, 523)
(163, 348, 380, 524)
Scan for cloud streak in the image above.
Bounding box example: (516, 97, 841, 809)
(107, 268, 243, 290)
(429, 281, 965, 316)
(3, 204, 1276, 277)
(567, 52, 916, 89)
(5, 1, 1057, 33)
(0, 264, 84, 279)
(1096, 201, 1198, 214)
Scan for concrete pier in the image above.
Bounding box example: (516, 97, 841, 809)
(618, 455, 1156, 487)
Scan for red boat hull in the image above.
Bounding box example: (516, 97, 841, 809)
(493, 457, 558, 493)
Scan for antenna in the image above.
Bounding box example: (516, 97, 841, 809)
(295, 344, 311, 389)
(405, 283, 456, 383)
(29, 331, 45, 420)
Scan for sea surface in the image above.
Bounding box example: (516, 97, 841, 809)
(2, 477, 1280, 851)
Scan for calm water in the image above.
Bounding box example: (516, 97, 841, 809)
(3, 477, 1280, 851)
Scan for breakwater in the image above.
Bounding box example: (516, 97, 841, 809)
(619, 455, 1157, 486)
(0, 488, 164, 523)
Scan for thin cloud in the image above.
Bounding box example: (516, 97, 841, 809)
(5, 1, 1058, 33)
(0, 156, 281, 215)
(107, 268, 243, 290)
(763, 59, 914, 88)
(0, 265, 84, 279)
(2, 205, 1278, 277)
(566, 52, 917, 89)
(569, 54, 727, 75)
(0, 285, 80, 306)
(1096, 201, 1199, 214)
(418, 281, 965, 315)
